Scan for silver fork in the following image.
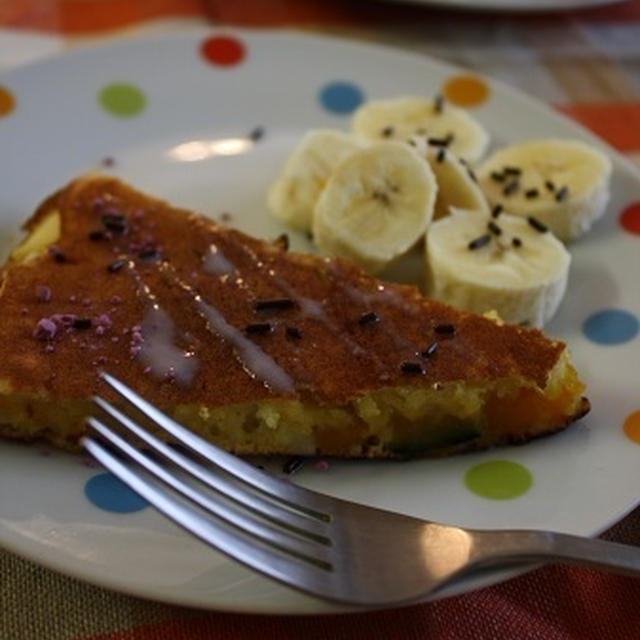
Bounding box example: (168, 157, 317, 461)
(83, 373, 640, 608)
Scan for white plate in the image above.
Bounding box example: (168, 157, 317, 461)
(0, 28, 639, 614)
(383, 0, 625, 11)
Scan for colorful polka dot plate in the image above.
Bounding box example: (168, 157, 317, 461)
(0, 28, 638, 613)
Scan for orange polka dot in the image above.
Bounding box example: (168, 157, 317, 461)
(443, 75, 489, 108)
(624, 411, 640, 444)
(0, 86, 16, 117)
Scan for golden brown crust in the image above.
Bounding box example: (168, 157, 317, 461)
(0, 176, 588, 456)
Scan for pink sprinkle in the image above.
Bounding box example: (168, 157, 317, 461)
(143, 366, 152, 374)
(96, 313, 112, 327)
(130, 345, 142, 358)
(68, 295, 76, 302)
(111, 336, 119, 343)
(110, 296, 122, 305)
(95, 325, 105, 336)
(44, 344, 55, 353)
(314, 460, 330, 472)
(33, 318, 57, 341)
(52, 313, 76, 326)
(36, 285, 52, 302)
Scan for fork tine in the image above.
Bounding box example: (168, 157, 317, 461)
(86, 416, 332, 566)
(93, 396, 331, 544)
(82, 435, 337, 599)
(100, 373, 335, 517)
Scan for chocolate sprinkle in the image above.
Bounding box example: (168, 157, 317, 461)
(527, 216, 548, 233)
(434, 94, 445, 114)
(427, 136, 451, 147)
(245, 323, 273, 335)
(400, 361, 425, 375)
(525, 188, 539, 199)
(491, 204, 504, 218)
(381, 125, 394, 137)
(102, 213, 128, 234)
(435, 323, 456, 336)
(503, 180, 520, 196)
(490, 171, 506, 183)
(72, 318, 92, 330)
(503, 166, 522, 176)
(285, 326, 302, 339)
(512, 237, 523, 248)
(468, 234, 491, 250)
(421, 341, 438, 358)
(358, 311, 380, 326)
(107, 259, 126, 273)
(48, 247, 66, 263)
(283, 456, 305, 475)
(255, 298, 295, 312)
(249, 126, 264, 141)
(555, 185, 569, 202)
(273, 233, 289, 251)
(436, 148, 446, 163)
(467, 167, 478, 183)
(545, 180, 556, 193)
(138, 248, 160, 261)
(89, 230, 107, 242)
(488, 221, 502, 236)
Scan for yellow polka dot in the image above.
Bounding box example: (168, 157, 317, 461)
(0, 85, 16, 117)
(623, 410, 640, 444)
(443, 75, 489, 108)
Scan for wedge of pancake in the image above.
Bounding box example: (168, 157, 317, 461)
(0, 176, 589, 457)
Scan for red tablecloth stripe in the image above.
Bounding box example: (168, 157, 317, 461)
(84, 565, 640, 640)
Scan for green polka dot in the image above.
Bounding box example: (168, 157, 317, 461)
(464, 460, 532, 500)
(98, 83, 146, 118)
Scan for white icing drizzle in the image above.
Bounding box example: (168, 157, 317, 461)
(203, 244, 234, 276)
(160, 263, 295, 394)
(128, 263, 199, 385)
(195, 296, 294, 394)
(140, 306, 199, 385)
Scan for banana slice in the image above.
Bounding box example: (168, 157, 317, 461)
(410, 137, 489, 219)
(425, 208, 570, 327)
(313, 140, 437, 274)
(351, 96, 490, 163)
(267, 129, 363, 231)
(477, 139, 612, 242)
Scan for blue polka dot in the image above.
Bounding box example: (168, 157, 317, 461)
(319, 81, 364, 115)
(85, 472, 149, 513)
(583, 309, 639, 345)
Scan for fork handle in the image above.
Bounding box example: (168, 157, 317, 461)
(470, 529, 640, 577)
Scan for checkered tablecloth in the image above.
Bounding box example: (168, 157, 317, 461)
(1, 2, 639, 638)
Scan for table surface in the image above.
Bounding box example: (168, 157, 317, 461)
(1, 1, 639, 639)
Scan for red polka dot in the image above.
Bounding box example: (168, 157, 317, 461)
(200, 36, 245, 67)
(620, 202, 640, 235)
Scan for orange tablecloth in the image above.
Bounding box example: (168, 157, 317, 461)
(1, 2, 639, 639)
